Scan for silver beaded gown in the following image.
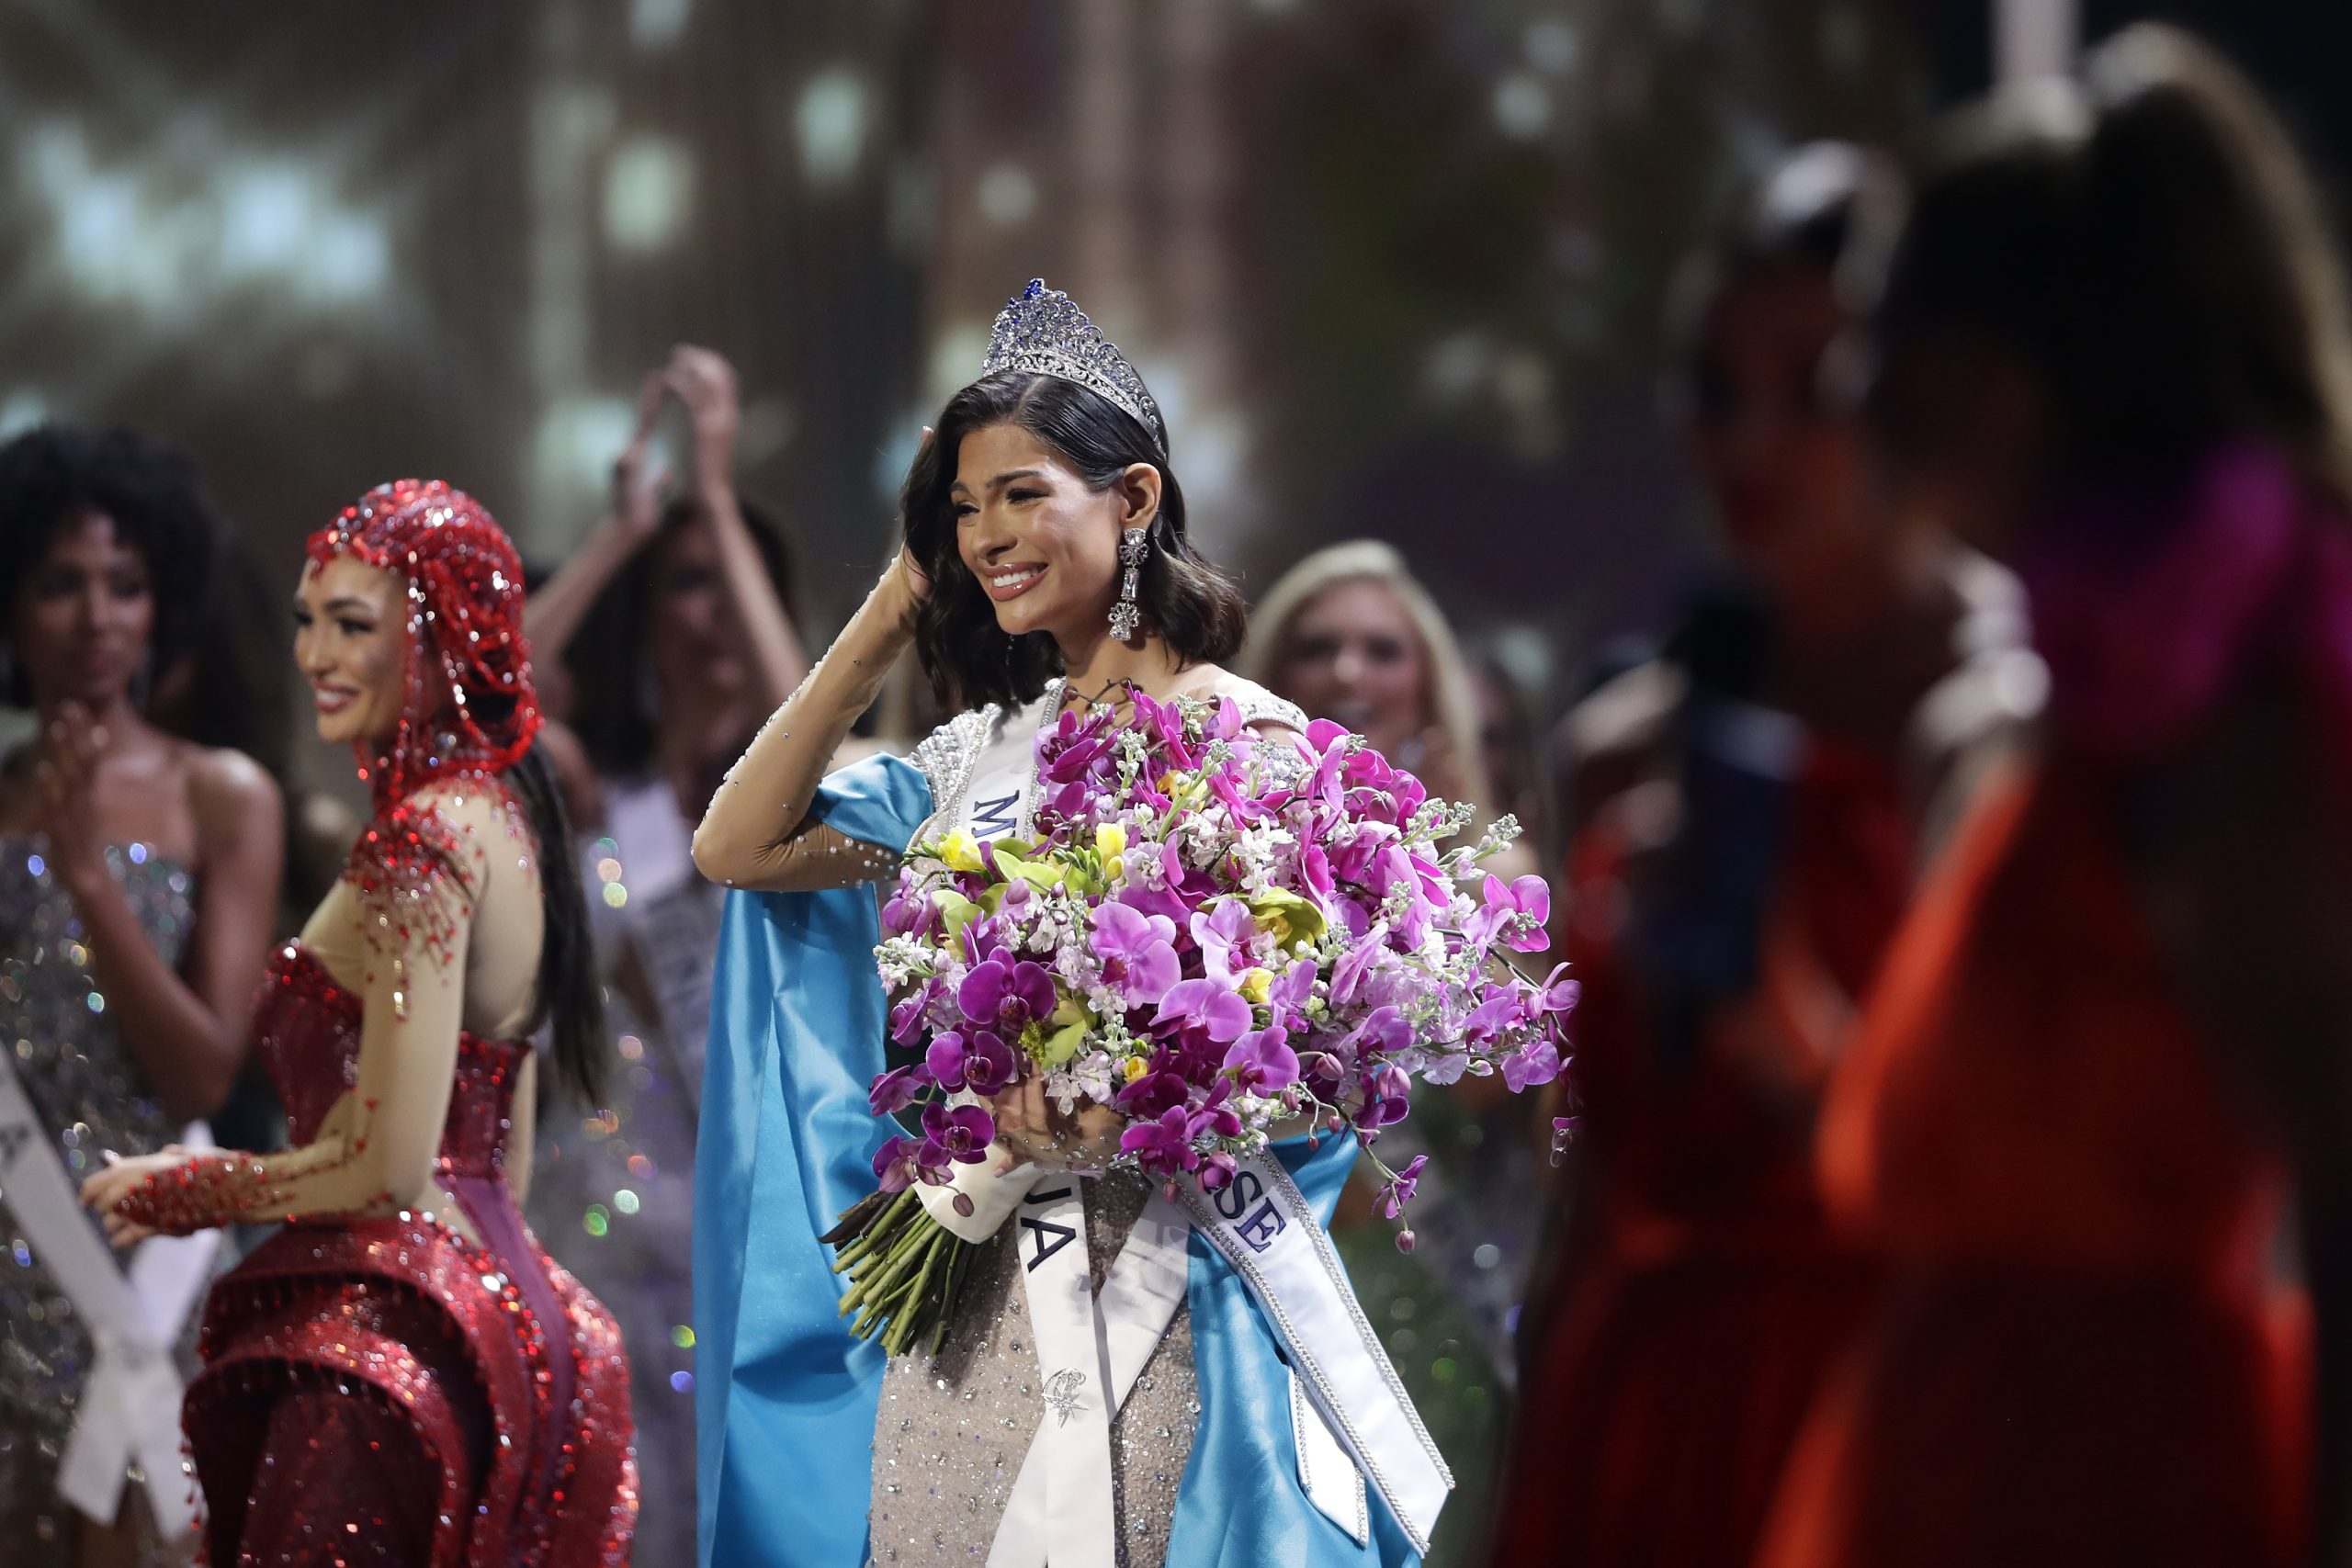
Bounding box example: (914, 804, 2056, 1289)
(0, 837, 202, 1567)
(866, 1170, 1199, 1567)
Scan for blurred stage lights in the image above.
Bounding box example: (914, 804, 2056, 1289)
(27, 123, 391, 314)
(1492, 73, 1553, 141)
(796, 66, 869, 187)
(975, 162, 1037, 226)
(604, 133, 695, 253)
(0, 390, 46, 439)
(629, 0, 692, 51)
(537, 394, 647, 501)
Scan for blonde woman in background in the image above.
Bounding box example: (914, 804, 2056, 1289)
(1246, 540, 1537, 882)
(1245, 538, 1542, 1566)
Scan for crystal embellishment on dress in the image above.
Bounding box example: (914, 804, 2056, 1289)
(1044, 1367, 1089, 1427)
(979, 278, 1168, 448)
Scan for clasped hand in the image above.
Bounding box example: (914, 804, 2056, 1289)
(986, 1072, 1124, 1176)
(78, 1146, 194, 1249)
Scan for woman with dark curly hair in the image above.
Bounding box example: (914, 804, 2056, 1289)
(0, 423, 283, 1566)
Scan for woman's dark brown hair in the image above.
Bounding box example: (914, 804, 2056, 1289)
(560, 494, 799, 777)
(900, 372, 1249, 710)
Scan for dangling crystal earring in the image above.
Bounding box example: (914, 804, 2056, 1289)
(1108, 525, 1149, 640)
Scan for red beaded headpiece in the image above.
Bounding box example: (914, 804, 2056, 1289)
(306, 479, 540, 811)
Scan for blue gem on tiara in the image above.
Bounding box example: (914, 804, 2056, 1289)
(978, 278, 1168, 448)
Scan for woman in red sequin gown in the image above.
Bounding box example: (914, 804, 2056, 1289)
(80, 481, 637, 1566)
(1758, 28, 2352, 1567)
(1491, 145, 2034, 1568)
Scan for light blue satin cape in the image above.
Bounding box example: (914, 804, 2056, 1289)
(694, 751, 1422, 1567)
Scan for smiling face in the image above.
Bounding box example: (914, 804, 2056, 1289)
(950, 422, 1156, 644)
(293, 554, 408, 747)
(1272, 577, 1430, 759)
(8, 508, 155, 710)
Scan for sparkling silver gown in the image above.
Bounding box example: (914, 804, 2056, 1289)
(0, 837, 200, 1566)
(866, 1171, 1199, 1567)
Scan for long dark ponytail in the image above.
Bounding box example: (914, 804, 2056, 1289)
(509, 739, 605, 1105)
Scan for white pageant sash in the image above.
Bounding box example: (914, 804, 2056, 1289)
(1180, 1151, 1453, 1553)
(990, 1188, 1192, 1568)
(0, 1054, 217, 1532)
(962, 734, 1034, 846)
(993, 1178, 1115, 1567)
(1293, 1363, 1371, 1545)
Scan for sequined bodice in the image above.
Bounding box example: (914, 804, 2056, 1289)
(0, 836, 194, 1156)
(254, 942, 529, 1180)
(0, 837, 200, 1568)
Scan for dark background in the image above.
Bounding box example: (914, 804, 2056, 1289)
(0, 0, 2339, 782)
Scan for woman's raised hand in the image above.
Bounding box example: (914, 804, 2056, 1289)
(888, 427, 939, 605)
(609, 370, 668, 541)
(893, 547, 933, 606)
(665, 345, 742, 498)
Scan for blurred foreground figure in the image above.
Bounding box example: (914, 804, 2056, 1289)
(1492, 145, 2031, 1567)
(0, 426, 282, 1567)
(1760, 26, 2352, 1566)
(523, 346, 807, 1567)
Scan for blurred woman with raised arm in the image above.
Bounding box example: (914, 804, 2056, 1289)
(521, 345, 808, 1568)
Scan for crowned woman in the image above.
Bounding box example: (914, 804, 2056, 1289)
(80, 482, 638, 1566)
(690, 282, 1445, 1567)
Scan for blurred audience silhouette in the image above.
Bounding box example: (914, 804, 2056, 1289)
(1763, 25, 2352, 1567)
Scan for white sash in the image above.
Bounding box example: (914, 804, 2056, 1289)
(988, 1184, 1193, 1568)
(961, 734, 1033, 845)
(994, 1177, 1115, 1566)
(959, 1157, 1395, 1562)
(1180, 1152, 1453, 1553)
(0, 1053, 217, 1532)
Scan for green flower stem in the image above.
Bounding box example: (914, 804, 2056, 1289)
(887, 1231, 952, 1356)
(832, 1187, 921, 1272)
(841, 1209, 936, 1316)
(929, 1235, 974, 1357)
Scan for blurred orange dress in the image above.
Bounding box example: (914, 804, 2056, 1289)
(1490, 739, 1906, 1567)
(1761, 446, 2335, 1568)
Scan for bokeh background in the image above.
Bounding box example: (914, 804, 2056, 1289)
(1, 0, 2344, 780)
(4, 5, 2350, 1561)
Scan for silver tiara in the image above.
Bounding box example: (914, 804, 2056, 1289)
(978, 278, 1167, 449)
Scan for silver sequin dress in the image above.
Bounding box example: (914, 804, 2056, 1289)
(867, 1170, 1199, 1567)
(0, 837, 200, 1566)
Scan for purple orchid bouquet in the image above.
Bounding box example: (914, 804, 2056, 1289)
(822, 694, 1575, 1355)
